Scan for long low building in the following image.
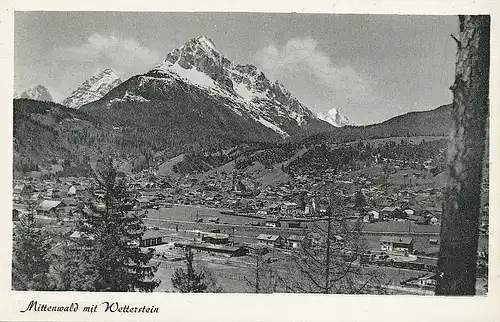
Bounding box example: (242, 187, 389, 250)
(174, 241, 247, 257)
(141, 229, 165, 247)
(201, 232, 230, 244)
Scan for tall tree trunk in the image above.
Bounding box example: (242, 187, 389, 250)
(435, 15, 490, 295)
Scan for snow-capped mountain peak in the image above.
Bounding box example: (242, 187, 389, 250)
(161, 36, 226, 70)
(16, 85, 53, 102)
(62, 69, 122, 109)
(147, 36, 322, 138)
(317, 108, 349, 127)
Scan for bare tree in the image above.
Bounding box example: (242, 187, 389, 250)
(244, 251, 279, 293)
(278, 190, 385, 294)
(436, 15, 490, 295)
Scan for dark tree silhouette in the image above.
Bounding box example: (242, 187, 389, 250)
(65, 157, 160, 292)
(171, 249, 208, 293)
(12, 210, 52, 291)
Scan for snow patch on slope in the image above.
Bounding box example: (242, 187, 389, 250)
(257, 117, 290, 138)
(167, 62, 218, 90)
(233, 82, 268, 103)
(107, 91, 149, 108)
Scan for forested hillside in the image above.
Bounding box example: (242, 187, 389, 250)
(13, 97, 454, 178)
(13, 99, 115, 176)
(301, 104, 452, 145)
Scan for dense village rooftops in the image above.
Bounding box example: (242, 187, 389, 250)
(380, 236, 413, 245)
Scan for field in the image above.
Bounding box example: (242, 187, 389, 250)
(144, 205, 489, 253)
(145, 205, 254, 225)
(150, 246, 430, 294)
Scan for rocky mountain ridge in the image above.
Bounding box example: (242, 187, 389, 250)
(16, 85, 53, 102)
(62, 69, 122, 109)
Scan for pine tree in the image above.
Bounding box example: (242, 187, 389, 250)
(70, 157, 160, 292)
(354, 190, 366, 208)
(12, 212, 52, 291)
(171, 249, 207, 293)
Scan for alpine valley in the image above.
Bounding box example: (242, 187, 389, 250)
(13, 36, 453, 178)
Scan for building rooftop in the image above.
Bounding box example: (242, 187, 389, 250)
(257, 234, 281, 241)
(37, 200, 64, 211)
(142, 229, 165, 240)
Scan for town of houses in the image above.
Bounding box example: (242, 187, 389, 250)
(12, 158, 489, 293)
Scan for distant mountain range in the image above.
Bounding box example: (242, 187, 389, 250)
(12, 35, 454, 175)
(16, 85, 53, 102)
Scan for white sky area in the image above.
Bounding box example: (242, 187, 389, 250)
(14, 12, 457, 125)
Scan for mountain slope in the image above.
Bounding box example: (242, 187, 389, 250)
(82, 74, 286, 155)
(17, 85, 53, 102)
(62, 69, 122, 109)
(81, 36, 333, 153)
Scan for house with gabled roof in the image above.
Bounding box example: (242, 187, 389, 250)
(37, 200, 68, 217)
(256, 234, 284, 247)
(380, 236, 413, 253)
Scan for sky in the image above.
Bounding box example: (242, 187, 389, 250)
(14, 12, 458, 125)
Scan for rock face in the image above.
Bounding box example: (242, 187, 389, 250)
(17, 85, 53, 102)
(317, 108, 349, 127)
(62, 69, 122, 109)
(142, 36, 331, 138)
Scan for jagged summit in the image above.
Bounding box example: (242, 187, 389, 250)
(143, 36, 328, 138)
(62, 69, 122, 109)
(17, 85, 53, 102)
(163, 36, 222, 64)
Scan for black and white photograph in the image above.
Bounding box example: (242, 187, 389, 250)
(4, 2, 499, 320)
(11, 10, 492, 296)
